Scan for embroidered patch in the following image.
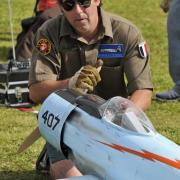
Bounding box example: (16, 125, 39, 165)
(98, 44, 125, 59)
(138, 42, 148, 59)
(36, 39, 51, 55)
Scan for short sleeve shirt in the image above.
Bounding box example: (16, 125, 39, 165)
(29, 8, 153, 100)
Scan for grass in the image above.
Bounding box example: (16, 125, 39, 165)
(0, 0, 179, 179)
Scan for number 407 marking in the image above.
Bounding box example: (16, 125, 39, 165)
(42, 110, 60, 130)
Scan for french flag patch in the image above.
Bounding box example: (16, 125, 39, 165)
(138, 42, 148, 59)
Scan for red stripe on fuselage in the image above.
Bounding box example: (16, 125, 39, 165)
(99, 141, 180, 170)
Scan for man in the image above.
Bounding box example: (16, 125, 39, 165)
(156, 0, 180, 101)
(29, 0, 153, 178)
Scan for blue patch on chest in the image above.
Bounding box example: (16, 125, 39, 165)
(97, 44, 125, 59)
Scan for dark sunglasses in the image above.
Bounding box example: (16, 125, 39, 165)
(60, 0, 91, 11)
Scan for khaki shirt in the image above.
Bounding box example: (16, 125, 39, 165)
(29, 8, 153, 100)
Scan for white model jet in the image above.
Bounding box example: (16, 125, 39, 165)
(35, 89, 180, 180)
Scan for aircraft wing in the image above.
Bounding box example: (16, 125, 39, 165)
(57, 175, 101, 180)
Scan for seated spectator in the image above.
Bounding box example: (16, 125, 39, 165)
(8, 0, 62, 61)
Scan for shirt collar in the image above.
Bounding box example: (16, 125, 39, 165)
(99, 8, 113, 39)
(59, 16, 76, 38)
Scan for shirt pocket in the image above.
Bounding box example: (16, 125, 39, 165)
(100, 65, 124, 88)
(97, 62, 127, 99)
(60, 47, 82, 78)
(101, 58, 122, 67)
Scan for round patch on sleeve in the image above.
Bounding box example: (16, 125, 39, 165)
(36, 39, 51, 55)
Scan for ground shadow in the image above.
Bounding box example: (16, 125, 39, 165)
(0, 170, 51, 180)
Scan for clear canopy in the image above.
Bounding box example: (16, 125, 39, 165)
(98, 97, 155, 134)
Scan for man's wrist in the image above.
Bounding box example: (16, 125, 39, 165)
(58, 79, 70, 89)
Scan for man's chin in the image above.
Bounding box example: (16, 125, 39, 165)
(75, 25, 90, 34)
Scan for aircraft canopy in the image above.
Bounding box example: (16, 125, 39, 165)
(99, 97, 156, 134)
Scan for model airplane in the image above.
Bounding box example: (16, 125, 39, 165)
(32, 89, 180, 180)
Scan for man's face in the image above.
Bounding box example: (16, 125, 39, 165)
(60, 0, 101, 37)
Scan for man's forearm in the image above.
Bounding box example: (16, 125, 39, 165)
(129, 89, 153, 111)
(29, 79, 69, 104)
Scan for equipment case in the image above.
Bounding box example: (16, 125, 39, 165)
(0, 62, 32, 107)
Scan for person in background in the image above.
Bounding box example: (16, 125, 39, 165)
(29, 0, 153, 179)
(7, 0, 61, 61)
(156, 0, 180, 101)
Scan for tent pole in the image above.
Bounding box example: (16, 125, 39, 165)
(7, 0, 16, 61)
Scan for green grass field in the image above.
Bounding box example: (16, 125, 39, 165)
(0, 0, 179, 179)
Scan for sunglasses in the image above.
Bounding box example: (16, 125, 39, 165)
(60, 0, 91, 11)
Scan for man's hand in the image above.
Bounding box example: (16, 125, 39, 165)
(68, 59, 103, 93)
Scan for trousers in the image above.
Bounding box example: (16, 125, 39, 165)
(168, 0, 180, 85)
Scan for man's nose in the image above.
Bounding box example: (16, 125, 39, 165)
(73, 3, 84, 13)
